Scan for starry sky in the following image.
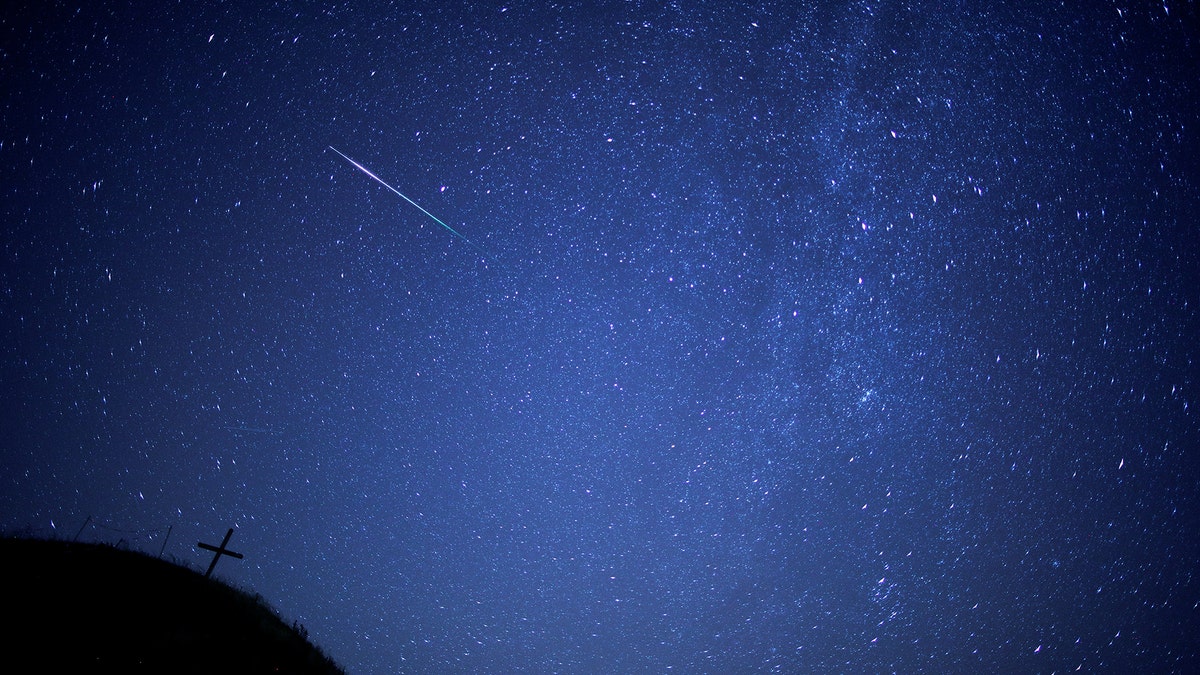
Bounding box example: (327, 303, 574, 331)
(2, 1, 1198, 672)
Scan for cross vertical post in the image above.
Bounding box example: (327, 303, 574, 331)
(197, 528, 244, 578)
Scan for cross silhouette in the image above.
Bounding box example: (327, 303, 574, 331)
(197, 528, 243, 578)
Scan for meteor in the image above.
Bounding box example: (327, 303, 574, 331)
(329, 146, 484, 254)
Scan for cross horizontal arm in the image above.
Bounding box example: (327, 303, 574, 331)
(197, 543, 244, 558)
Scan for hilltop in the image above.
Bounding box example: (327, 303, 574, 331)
(0, 537, 344, 674)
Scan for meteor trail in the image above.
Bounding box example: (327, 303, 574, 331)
(329, 145, 485, 254)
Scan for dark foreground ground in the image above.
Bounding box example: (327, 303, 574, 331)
(0, 537, 343, 674)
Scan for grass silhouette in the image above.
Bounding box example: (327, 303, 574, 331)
(0, 536, 344, 673)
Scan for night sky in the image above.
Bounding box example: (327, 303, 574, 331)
(3, 2, 1198, 672)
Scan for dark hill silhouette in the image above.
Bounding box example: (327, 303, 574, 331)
(0, 537, 344, 674)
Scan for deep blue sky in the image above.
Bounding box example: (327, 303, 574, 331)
(2, 1, 1198, 672)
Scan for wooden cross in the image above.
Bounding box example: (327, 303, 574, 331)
(197, 528, 244, 578)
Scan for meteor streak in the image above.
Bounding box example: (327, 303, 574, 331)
(329, 145, 484, 254)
